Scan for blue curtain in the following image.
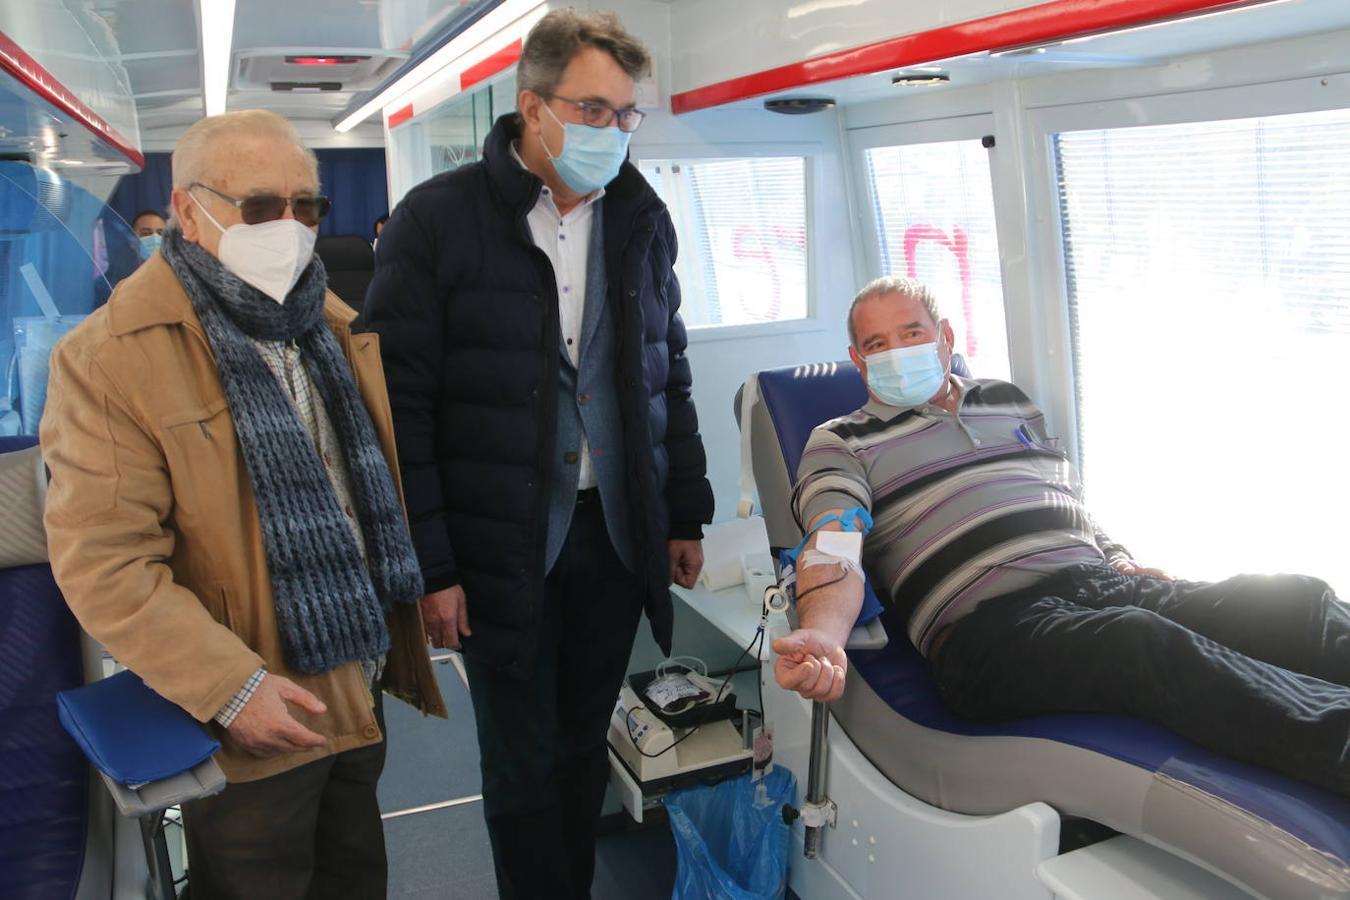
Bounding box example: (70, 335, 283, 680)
(316, 149, 389, 239)
(105, 148, 389, 239)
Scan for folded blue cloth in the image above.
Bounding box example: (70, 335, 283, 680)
(57, 670, 220, 786)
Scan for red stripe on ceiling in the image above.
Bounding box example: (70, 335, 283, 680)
(0, 29, 145, 169)
(670, 0, 1271, 114)
(460, 37, 523, 91)
(387, 104, 415, 129)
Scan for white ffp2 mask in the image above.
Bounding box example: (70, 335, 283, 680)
(191, 194, 316, 303)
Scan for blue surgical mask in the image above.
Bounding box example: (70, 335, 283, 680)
(541, 104, 630, 194)
(864, 340, 948, 408)
(138, 233, 162, 261)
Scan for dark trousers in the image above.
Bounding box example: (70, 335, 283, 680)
(932, 563, 1350, 796)
(182, 694, 388, 899)
(464, 495, 646, 900)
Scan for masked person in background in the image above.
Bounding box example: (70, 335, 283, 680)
(131, 209, 167, 262)
(364, 9, 713, 898)
(42, 109, 446, 899)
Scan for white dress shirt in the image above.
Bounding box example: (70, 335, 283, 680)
(511, 142, 605, 489)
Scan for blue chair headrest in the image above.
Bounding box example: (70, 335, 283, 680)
(0, 435, 39, 454)
(757, 363, 868, 484)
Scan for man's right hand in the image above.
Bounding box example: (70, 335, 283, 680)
(421, 586, 471, 650)
(772, 628, 849, 702)
(227, 674, 328, 758)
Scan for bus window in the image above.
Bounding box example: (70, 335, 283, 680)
(638, 157, 808, 330)
(863, 139, 1009, 380)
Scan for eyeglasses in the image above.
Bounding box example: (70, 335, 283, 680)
(545, 94, 646, 133)
(190, 182, 332, 226)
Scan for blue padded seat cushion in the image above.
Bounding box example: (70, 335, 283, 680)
(850, 609, 1350, 864)
(58, 669, 220, 786)
(0, 563, 89, 900)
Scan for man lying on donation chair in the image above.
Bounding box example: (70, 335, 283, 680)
(772, 275, 1349, 798)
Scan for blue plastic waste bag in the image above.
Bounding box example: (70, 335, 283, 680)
(667, 767, 796, 900)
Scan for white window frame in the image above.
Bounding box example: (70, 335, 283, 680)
(847, 113, 1021, 384)
(629, 141, 824, 344)
(846, 113, 998, 288)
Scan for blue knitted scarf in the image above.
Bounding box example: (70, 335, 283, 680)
(160, 227, 422, 675)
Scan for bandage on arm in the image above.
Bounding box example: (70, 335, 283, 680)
(799, 529, 864, 577)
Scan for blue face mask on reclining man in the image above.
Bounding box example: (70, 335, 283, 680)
(863, 335, 949, 408)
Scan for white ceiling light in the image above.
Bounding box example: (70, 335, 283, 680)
(334, 0, 545, 133)
(892, 69, 950, 86)
(199, 0, 238, 116)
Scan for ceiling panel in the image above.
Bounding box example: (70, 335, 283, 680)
(232, 0, 387, 49)
(753, 0, 1350, 108)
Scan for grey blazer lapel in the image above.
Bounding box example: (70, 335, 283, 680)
(577, 202, 608, 360)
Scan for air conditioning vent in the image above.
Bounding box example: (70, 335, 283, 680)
(271, 82, 344, 92)
(284, 56, 370, 66)
(235, 50, 407, 92)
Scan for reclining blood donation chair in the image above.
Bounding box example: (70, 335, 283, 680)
(0, 436, 224, 899)
(739, 362, 1350, 900)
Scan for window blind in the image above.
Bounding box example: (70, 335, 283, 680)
(1056, 107, 1350, 592)
(863, 139, 1009, 379)
(639, 157, 807, 328)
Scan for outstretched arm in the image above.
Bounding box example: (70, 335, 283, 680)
(772, 510, 866, 703)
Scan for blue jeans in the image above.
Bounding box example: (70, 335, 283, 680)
(931, 562, 1350, 796)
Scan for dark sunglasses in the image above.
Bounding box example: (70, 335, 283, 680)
(190, 182, 332, 226)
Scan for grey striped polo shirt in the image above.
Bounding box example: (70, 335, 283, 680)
(793, 375, 1123, 655)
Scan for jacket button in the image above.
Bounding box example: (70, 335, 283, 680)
(577, 393, 589, 405)
(362, 723, 380, 739)
(627, 289, 637, 297)
(564, 451, 579, 464)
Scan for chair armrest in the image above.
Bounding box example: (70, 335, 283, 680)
(845, 618, 889, 651)
(100, 757, 226, 819)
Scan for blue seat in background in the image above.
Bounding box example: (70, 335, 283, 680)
(0, 435, 217, 899)
(0, 561, 89, 898)
(0, 435, 92, 899)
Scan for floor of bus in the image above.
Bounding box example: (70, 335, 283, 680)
(380, 651, 678, 899)
(378, 595, 770, 899)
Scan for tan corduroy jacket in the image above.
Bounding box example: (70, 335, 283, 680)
(41, 254, 447, 783)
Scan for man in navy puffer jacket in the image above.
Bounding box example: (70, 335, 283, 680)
(364, 9, 713, 897)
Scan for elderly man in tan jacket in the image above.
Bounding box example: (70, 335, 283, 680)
(41, 109, 445, 899)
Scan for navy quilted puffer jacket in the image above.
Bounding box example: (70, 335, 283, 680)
(364, 114, 713, 677)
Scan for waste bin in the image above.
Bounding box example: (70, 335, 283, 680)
(667, 767, 796, 900)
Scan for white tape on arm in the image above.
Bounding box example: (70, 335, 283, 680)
(814, 530, 862, 566)
(799, 530, 864, 578)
